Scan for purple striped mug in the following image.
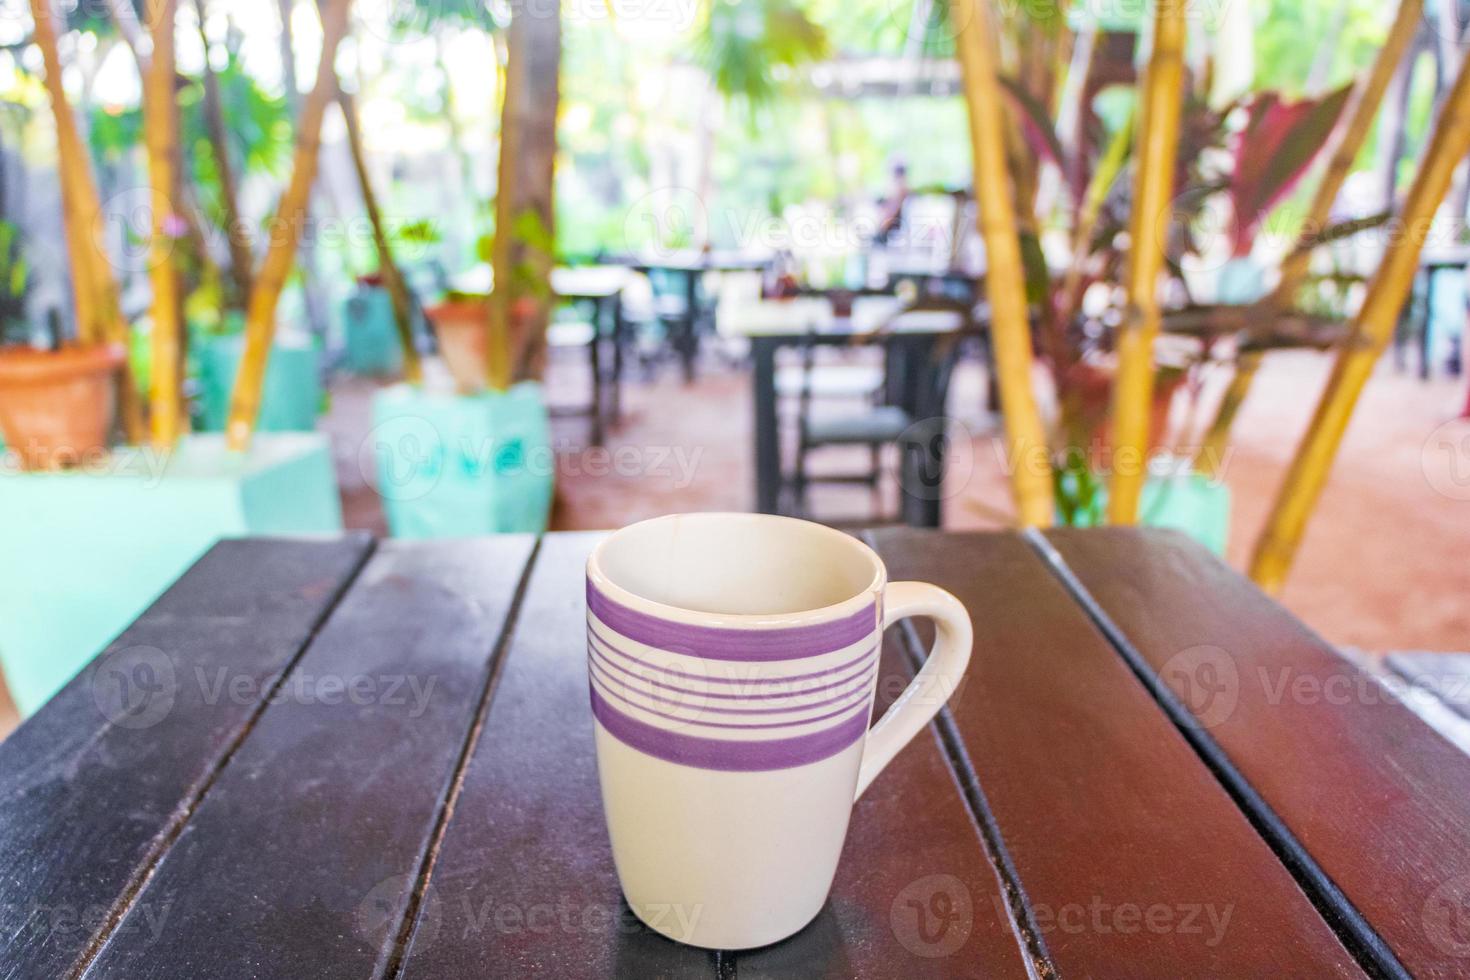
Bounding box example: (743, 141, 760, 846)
(586, 513, 972, 949)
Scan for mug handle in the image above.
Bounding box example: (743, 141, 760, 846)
(854, 581, 973, 800)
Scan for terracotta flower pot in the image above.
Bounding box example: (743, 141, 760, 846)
(424, 299, 489, 394)
(0, 344, 124, 470)
(424, 296, 536, 395)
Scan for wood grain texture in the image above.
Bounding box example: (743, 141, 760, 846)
(79, 537, 536, 979)
(1045, 526, 1470, 979)
(870, 529, 1362, 978)
(0, 536, 372, 980)
(397, 533, 711, 979)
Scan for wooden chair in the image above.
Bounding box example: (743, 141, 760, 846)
(787, 304, 967, 522)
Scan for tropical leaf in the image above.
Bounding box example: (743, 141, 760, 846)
(997, 74, 1067, 174)
(1229, 84, 1352, 256)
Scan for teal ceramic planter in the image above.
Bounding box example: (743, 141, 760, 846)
(341, 285, 408, 376)
(0, 433, 343, 714)
(1059, 471, 1231, 555)
(195, 335, 322, 433)
(371, 382, 554, 538)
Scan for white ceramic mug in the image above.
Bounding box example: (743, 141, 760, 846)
(585, 513, 973, 950)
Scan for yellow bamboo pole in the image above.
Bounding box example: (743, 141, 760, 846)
(1250, 54, 1470, 593)
(338, 89, 423, 384)
(1106, 0, 1187, 524)
(30, 0, 145, 443)
(224, 0, 352, 451)
(951, 0, 1055, 526)
(144, 0, 184, 446)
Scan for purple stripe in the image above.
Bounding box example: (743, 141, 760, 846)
(587, 581, 877, 662)
(591, 668, 870, 731)
(588, 652, 874, 717)
(588, 630, 878, 702)
(590, 685, 871, 771)
(586, 625, 880, 685)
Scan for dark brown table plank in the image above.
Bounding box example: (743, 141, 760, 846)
(0, 536, 372, 980)
(1042, 527, 1470, 979)
(871, 529, 1362, 978)
(397, 533, 713, 980)
(80, 537, 536, 979)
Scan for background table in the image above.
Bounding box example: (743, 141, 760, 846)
(2, 529, 1468, 978)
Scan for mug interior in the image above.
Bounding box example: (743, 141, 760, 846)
(591, 513, 881, 617)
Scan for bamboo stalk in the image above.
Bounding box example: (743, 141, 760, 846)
(194, 0, 255, 306)
(1105, 0, 1187, 524)
(144, 0, 184, 446)
(30, 0, 146, 443)
(1251, 54, 1470, 593)
(952, 0, 1054, 527)
(224, 0, 351, 451)
(338, 89, 423, 384)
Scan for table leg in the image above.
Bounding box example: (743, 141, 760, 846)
(680, 271, 699, 383)
(589, 300, 605, 447)
(753, 338, 781, 514)
(610, 295, 624, 424)
(1423, 268, 1439, 381)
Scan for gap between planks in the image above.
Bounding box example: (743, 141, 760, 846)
(1018, 527, 1409, 980)
(379, 536, 545, 980)
(67, 536, 379, 980)
(861, 530, 1058, 980)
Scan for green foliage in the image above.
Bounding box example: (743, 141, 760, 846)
(0, 219, 31, 344)
(696, 0, 829, 107)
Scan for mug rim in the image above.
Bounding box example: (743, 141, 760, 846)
(586, 512, 886, 630)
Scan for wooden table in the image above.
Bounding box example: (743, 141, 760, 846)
(3, 528, 1468, 978)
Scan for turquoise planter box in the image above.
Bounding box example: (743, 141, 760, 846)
(0, 433, 342, 715)
(342, 285, 408, 376)
(371, 382, 554, 538)
(195, 335, 322, 433)
(1060, 472, 1231, 555)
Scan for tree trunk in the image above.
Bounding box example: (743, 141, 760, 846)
(952, 0, 1055, 527)
(29, 0, 145, 442)
(339, 89, 422, 384)
(1251, 55, 1470, 593)
(225, 0, 351, 450)
(195, 0, 254, 307)
(488, 4, 561, 390)
(1106, 0, 1187, 524)
(144, 0, 185, 446)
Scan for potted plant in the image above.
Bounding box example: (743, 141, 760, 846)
(370, 6, 557, 538)
(993, 36, 1356, 551)
(0, 0, 346, 716)
(0, 218, 127, 470)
